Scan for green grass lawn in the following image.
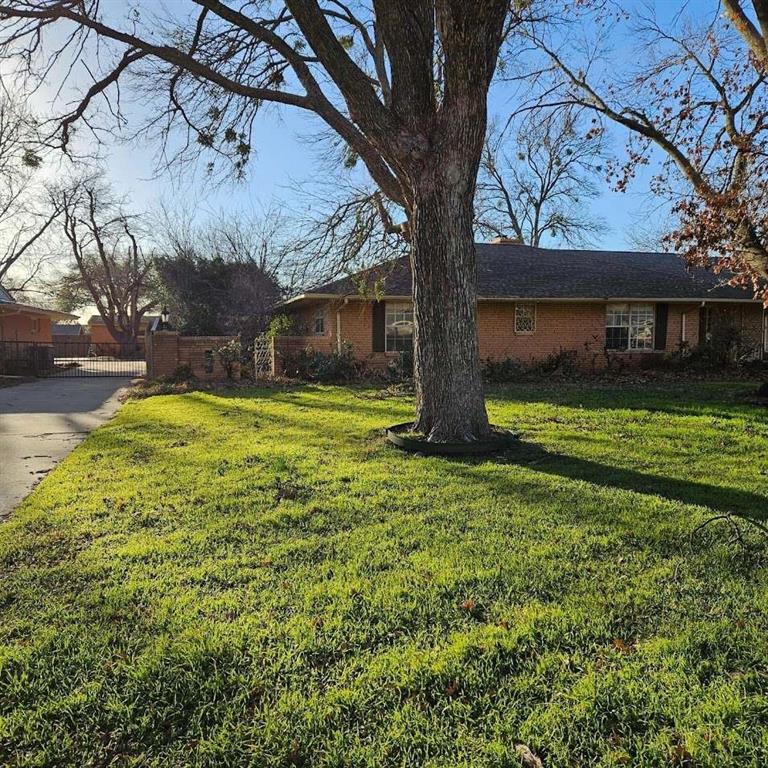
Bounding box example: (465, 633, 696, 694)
(2, 382, 768, 767)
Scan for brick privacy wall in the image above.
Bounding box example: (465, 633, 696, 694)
(283, 299, 764, 371)
(146, 331, 240, 381)
(88, 323, 117, 345)
(52, 334, 92, 357)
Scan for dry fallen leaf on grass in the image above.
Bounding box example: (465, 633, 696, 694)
(515, 743, 544, 767)
(612, 637, 635, 654)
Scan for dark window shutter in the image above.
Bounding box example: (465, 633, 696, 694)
(654, 303, 668, 350)
(372, 301, 385, 352)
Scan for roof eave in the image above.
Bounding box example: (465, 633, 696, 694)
(281, 292, 761, 305)
(278, 292, 372, 307)
(476, 295, 761, 303)
(0, 303, 78, 320)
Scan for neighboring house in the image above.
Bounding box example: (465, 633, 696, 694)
(277, 239, 768, 371)
(86, 314, 159, 346)
(0, 285, 77, 343)
(51, 322, 91, 357)
(51, 322, 87, 338)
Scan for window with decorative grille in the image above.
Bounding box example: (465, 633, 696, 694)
(515, 303, 536, 334)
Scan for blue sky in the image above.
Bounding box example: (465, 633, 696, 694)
(99, 82, 655, 252)
(21, 0, 719, 253)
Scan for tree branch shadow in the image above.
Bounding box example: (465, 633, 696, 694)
(454, 441, 768, 520)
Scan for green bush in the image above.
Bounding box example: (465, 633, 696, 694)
(667, 326, 765, 372)
(528, 347, 579, 377)
(387, 350, 413, 381)
(165, 364, 195, 383)
(483, 348, 578, 382)
(216, 338, 242, 380)
(266, 314, 295, 339)
(482, 356, 525, 383)
(283, 342, 364, 382)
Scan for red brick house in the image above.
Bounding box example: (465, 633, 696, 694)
(0, 285, 76, 343)
(86, 314, 159, 347)
(0, 284, 78, 375)
(277, 241, 767, 371)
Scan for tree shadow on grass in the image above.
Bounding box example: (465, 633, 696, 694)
(452, 441, 768, 521)
(130, 386, 768, 520)
(485, 381, 763, 421)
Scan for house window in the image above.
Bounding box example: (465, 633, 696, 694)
(606, 303, 655, 351)
(385, 302, 414, 352)
(313, 307, 326, 335)
(31, 318, 40, 335)
(764, 311, 768, 353)
(515, 303, 536, 333)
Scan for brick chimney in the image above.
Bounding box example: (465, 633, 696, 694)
(490, 236, 524, 245)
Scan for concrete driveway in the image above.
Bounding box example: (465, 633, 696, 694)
(53, 357, 146, 377)
(0, 378, 129, 519)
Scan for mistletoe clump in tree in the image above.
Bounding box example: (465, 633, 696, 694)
(0, 0, 538, 442)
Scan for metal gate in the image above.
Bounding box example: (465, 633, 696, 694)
(0, 340, 146, 378)
(253, 334, 272, 378)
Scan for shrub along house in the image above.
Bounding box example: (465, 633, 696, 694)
(276, 240, 767, 373)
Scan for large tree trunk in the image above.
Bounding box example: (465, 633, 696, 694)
(411, 168, 490, 442)
(404, 0, 503, 443)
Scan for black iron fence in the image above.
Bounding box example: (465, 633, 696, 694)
(0, 341, 53, 376)
(0, 340, 146, 378)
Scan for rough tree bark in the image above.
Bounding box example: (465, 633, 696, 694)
(411, 176, 489, 440)
(0, 0, 509, 441)
(407, 71, 493, 441)
(394, 0, 505, 440)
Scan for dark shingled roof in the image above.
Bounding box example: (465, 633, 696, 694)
(52, 323, 84, 336)
(303, 243, 758, 302)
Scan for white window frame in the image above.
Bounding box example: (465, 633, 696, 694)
(313, 307, 326, 336)
(385, 302, 414, 353)
(605, 303, 655, 352)
(514, 303, 536, 334)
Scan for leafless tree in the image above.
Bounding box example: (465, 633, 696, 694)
(476, 108, 606, 246)
(0, 94, 59, 291)
(0, 0, 538, 442)
(155, 200, 291, 280)
(523, 1, 768, 299)
(52, 177, 158, 344)
(280, 175, 408, 292)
